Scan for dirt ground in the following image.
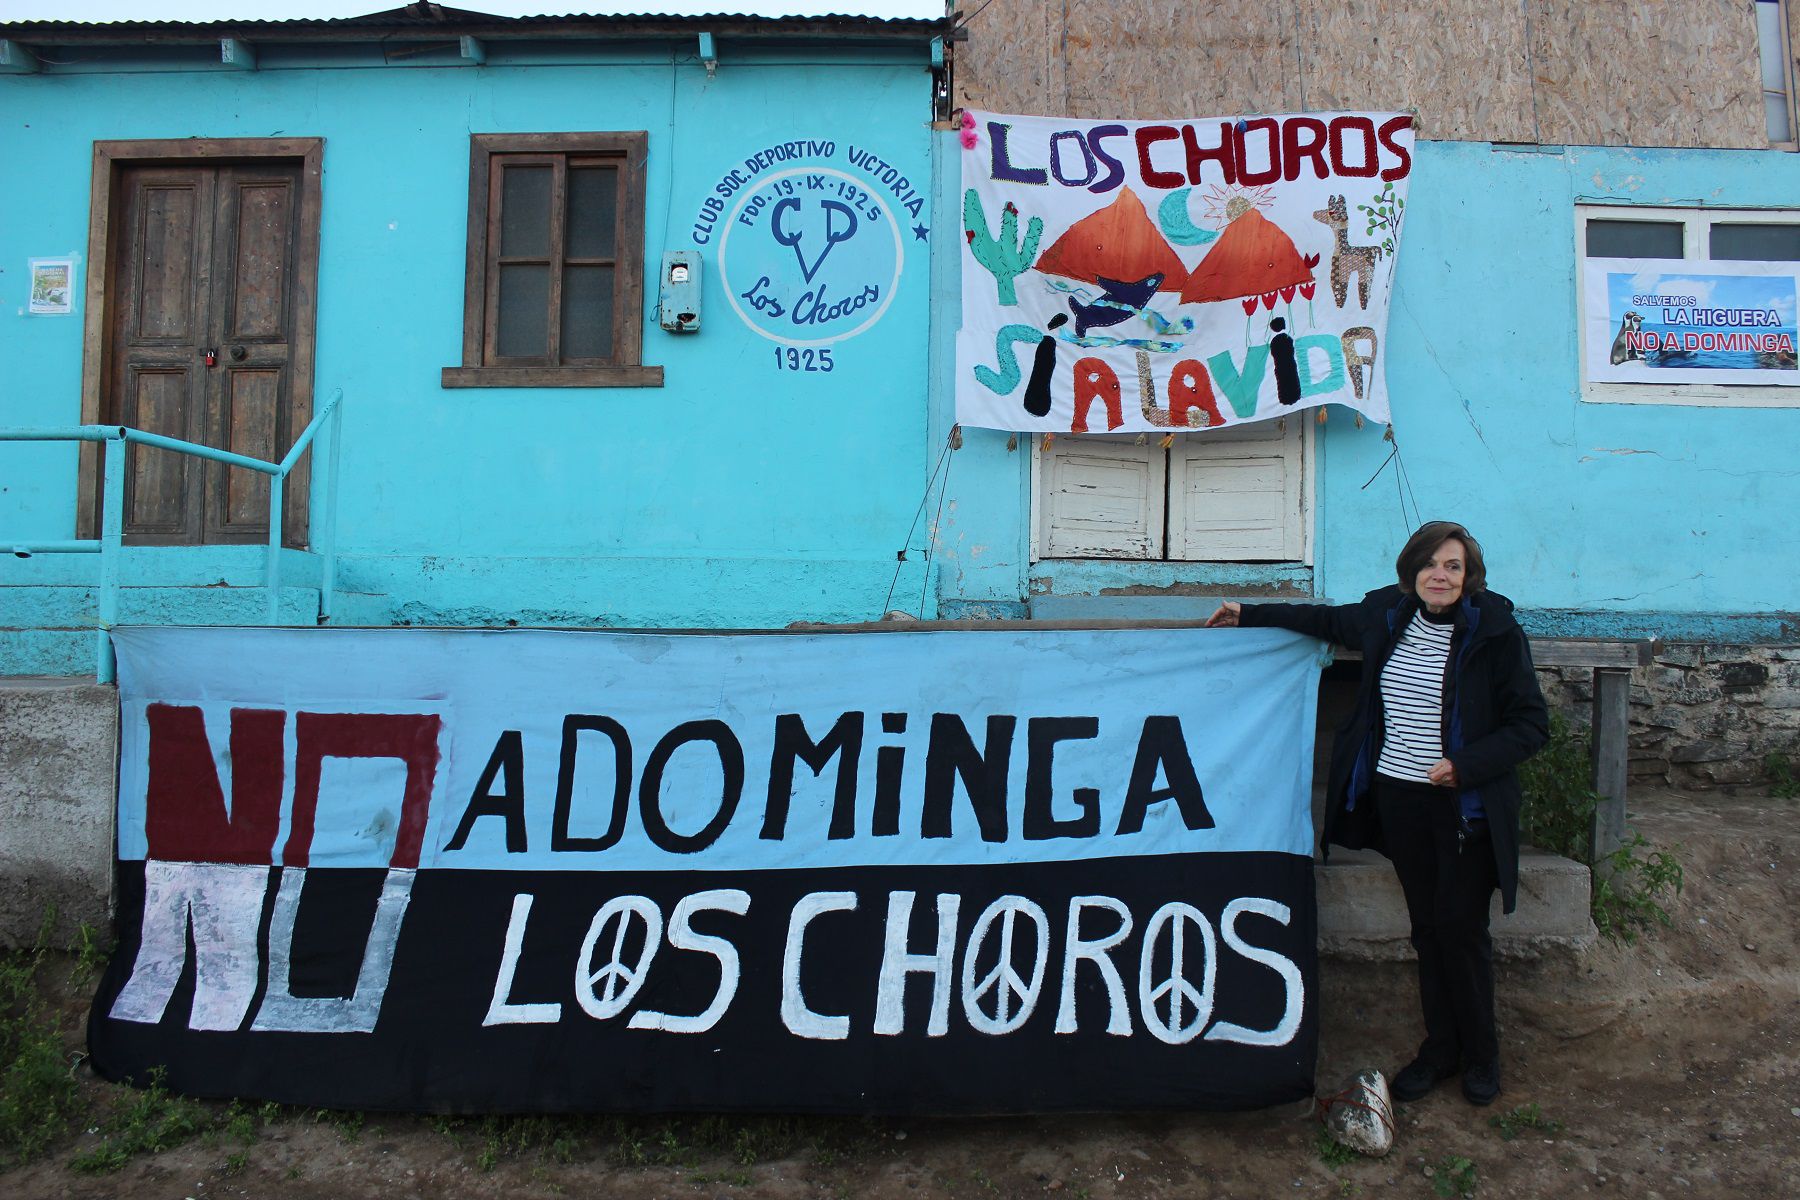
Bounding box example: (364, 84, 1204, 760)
(7, 787, 1797, 1200)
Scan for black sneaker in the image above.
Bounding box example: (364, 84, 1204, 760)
(1390, 1057, 1458, 1103)
(1461, 1062, 1502, 1107)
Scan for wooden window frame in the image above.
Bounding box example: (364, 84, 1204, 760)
(441, 132, 662, 389)
(78, 137, 323, 542)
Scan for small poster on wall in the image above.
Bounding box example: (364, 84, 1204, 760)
(29, 257, 75, 315)
(1583, 258, 1800, 387)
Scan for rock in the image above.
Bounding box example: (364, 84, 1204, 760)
(1669, 739, 1738, 764)
(1689, 759, 1762, 786)
(1654, 645, 1705, 668)
(1323, 1067, 1395, 1157)
(1717, 662, 1769, 690)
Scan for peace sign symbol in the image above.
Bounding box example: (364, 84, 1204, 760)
(960, 896, 1049, 1036)
(575, 895, 663, 1020)
(1137, 902, 1217, 1045)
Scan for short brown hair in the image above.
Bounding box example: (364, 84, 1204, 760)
(1396, 521, 1487, 596)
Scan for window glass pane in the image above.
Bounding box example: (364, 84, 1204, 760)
(497, 264, 550, 358)
(567, 167, 618, 260)
(499, 165, 552, 258)
(1710, 222, 1800, 261)
(1586, 219, 1684, 258)
(562, 265, 615, 360)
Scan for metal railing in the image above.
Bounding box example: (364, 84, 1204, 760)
(0, 388, 344, 683)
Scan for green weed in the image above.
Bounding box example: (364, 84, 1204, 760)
(1593, 834, 1684, 943)
(1766, 751, 1800, 799)
(310, 1106, 364, 1143)
(1489, 1101, 1562, 1141)
(468, 1115, 588, 1172)
(68, 923, 112, 990)
(1429, 1154, 1478, 1198)
(70, 1067, 209, 1174)
(1314, 1126, 1357, 1169)
(432, 1112, 876, 1176)
(1522, 713, 1684, 940)
(1519, 713, 1600, 861)
(0, 913, 86, 1168)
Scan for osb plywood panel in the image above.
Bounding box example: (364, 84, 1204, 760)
(1060, 0, 1298, 119)
(1529, 0, 1765, 148)
(957, 0, 1770, 147)
(1292, 0, 1535, 142)
(956, 0, 1065, 115)
(1789, 0, 1800, 139)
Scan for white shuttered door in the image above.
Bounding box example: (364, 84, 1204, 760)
(1170, 420, 1304, 560)
(1036, 420, 1306, 561)
(1038, 437, 1167, 559)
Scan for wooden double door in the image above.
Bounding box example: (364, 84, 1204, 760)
(96, 145, 320, 545)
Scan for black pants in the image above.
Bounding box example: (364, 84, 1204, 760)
(1375, 776, 1500, 1070)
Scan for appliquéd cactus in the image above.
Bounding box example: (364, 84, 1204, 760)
(964, 189, 1043, 307)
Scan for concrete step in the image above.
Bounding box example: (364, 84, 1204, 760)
(0, 545, 322, 588)
(0, 630, 99, 678)
(0, 583, 320, 628)
(1317, 846, 1596, 960)
(0, 586, 321, 677)
(0, 676, 116, 948)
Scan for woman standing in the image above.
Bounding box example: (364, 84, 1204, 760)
(1206, 521, 1548, 1106)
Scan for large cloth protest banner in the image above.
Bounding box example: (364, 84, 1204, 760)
(91, 626, 1323, 1113)
(957, 110, 1413, 434)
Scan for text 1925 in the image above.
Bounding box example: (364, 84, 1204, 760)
(775, 347, 835, 372)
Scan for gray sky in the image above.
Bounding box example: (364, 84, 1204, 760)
(0, 1, 944, 21)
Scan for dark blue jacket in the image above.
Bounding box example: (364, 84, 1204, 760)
(1242, 585, 1549, 912)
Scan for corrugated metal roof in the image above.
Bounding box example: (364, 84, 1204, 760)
(0, 2, 947, 32)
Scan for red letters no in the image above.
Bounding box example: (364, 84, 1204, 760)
(144, 704, 286, 864)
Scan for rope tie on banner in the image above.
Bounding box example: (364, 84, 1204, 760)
(1360, 424, 1422, 531)
(882, 425, 960, 619)
(917, 430, 958, 619)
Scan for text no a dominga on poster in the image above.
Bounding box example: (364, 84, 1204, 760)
(957, 111, 1413, 434)
(90, 626, 1323, 1114)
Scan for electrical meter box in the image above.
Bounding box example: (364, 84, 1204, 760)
(657, 251, 701, 333)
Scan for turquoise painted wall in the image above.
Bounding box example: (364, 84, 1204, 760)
(933, 138, 1800, 635)
(0, 44, 938, 630)
(7, 57, 1799, 646)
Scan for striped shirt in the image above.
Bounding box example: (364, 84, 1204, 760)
(1376, 609, 1456, 782)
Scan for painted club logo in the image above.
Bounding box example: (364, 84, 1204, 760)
(718, 167, 904, 347)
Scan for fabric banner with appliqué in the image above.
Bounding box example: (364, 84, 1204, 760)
(955, 110, 1413, 434)
(90, 625, 1324, 1113)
